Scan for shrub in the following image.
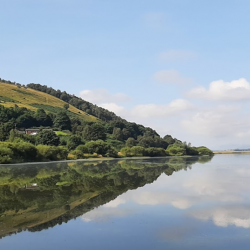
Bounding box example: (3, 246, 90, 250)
(0, 146, 13, 163)
(36, 130, 60, 146)
(70, 149, 84, 159)
(166, 144, 186, 156)
(145, 147, 166, 157)
(37, 145, 68, 161)
(10, 142, 38, 161)
(130, 146, 145, 156)
(196, 146, 214, 156)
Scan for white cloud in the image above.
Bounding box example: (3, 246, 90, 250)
(181, 106, 242, 137)
(79, 89, 130, 104)
(130, 99, 193, 118)
(131, 191, 196, 210)
(187, 78, 250, 101)
(159, 50, 196, 61)
(81, 207, 131, 222)
(103, 197, 126, 208)
(189, 206, 250, 228)
(154, 69, 192, 84)
(99, 103, 126, 115)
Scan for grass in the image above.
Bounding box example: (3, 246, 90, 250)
(55, 131, 70, 136)
(0, 95, 19, 103)
(0, 82, 97, 122)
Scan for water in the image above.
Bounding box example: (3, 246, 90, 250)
(1, 155, 250, 249)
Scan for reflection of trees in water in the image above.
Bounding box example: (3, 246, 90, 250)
(0, 156, 212, 238)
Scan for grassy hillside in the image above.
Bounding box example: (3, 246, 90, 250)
(0, 82, 97, 122)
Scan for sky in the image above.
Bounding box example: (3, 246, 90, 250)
(1, 0, 250, 150)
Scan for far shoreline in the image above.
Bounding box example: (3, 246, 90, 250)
(214, 151, 250, 154)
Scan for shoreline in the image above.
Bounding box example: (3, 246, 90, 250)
(0, 155, 209, 166)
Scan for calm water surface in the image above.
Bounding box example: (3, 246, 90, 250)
(1, 155, 250, 249)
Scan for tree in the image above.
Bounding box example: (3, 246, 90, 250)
(166, 144, 186, 156)
(145, 147, 166, 157)
(112, 127, 123, 141)
(82, 123, 106, 141)
(9, 129, 19, 142)
(53, 111, 71, 131)
(67, 135, 82, 150)
(130, 146, 145, 156)
(16, 113, 36, 128)
(84, 140, 117, 157)
(196, 146, 214, 156)
(35, 109, 52, 127)
(163, 135, 175, 145)
(37, 130, 60, 146)
(125, 137, 137, 147)
(63, 103, 69, 110)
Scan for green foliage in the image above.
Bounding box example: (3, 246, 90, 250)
(166, 144, 186, 156)
(8, 129, 19, 142)
(145, 147, 166, 157)
(163, 134, 176, 145)
(121, 146, 165, 157)
(196, 146, 214, 156)
(82, 123, 106, 141)
(0, 146, 13, 163)
(106, 139, 125, 150)
(0, 141, 38, 162)
(35, 109, 52, 127)
(37, 145, 68, 161)
(125, 137, 137, 147)
(37, 130, 60, 146)
(10, 142, 38, 161)
(130, 146, 145, 156)
(84, 140, 117, 157)
(186, 146, 199, 156)
(63, 103, 69, 110)
(16, 113, 36, 128)
(53, 111, 72, 131)
(120, 147, 133, 157)
(67, 135, 82, 150)
(75, 145, 88, 153)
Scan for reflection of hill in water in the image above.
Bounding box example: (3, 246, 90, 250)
(0, 156, 211, 238)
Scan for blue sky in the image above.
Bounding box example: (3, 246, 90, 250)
(1, 0, 250, 149)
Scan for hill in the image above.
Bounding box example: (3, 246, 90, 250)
(0, 82, 97, 122)
(0, 78, 214, 163)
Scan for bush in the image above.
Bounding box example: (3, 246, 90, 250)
(84, 140, 118, 157)
(67, 135, 82, 150)
(70, 149, 84, 159)
(0, 146, 13, 163)
(196, 146, 214, 156)
(145, 147, 166, 157)
(10, 142, 38, 161)
(76, 145, 88, 153)
(37, 145, 68, 161)
(185, 146, 199, 156)
(120, 147, 133, 157)
(36, 130, 60, 146)
(130, 146, 145, 156)
(166, 144, 186, 156)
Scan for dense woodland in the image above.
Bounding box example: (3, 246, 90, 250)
(0, 78, 213, 163)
